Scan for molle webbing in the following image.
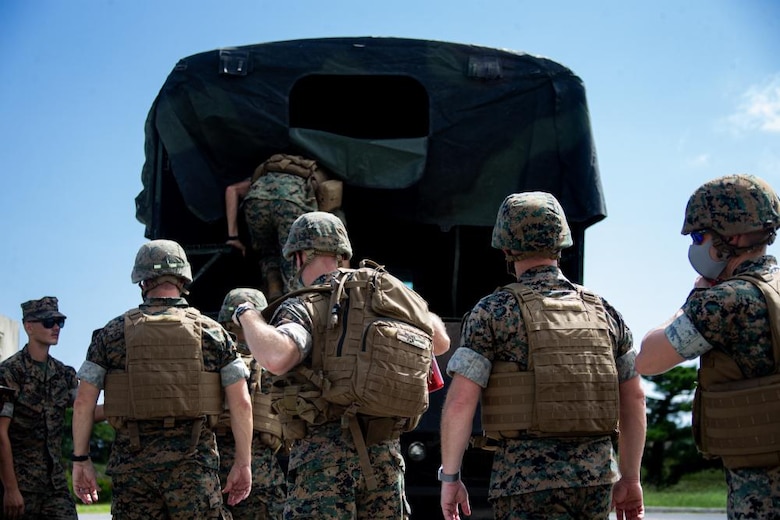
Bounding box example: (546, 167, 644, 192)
(251, 153, 322, 183)
(270, 363, 334, 441)
(270, 262, 433, 490)
(249, 361, 283, 442)
(694, 271, 780, 468)
(481, 363, 535, 438)
(216, 355, 283, 444)
(482, 284, 619, 438)
(103, 308, 222, 425)
(250, 153, 342, 212)
(307, 265, 433, 422)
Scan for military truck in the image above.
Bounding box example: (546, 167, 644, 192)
(136, 36, 606, 517)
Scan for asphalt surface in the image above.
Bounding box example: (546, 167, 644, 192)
(612, 510, 726, 520)
(79, 507, 727, 519)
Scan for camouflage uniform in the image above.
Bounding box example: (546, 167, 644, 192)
(449, 265, 634, 517)
(271, 295, 407, 519)
(77, 296, 246, 520)
(261, 212, 406, 519)
(656, 174, 780, 519)
(0, 297, 78, 520)
(214, 370, 287, 520)
(665, 255, 780, 519)
(216, 288, 287, 520)
(445, 192, 637, 519)
(243, 171, 317, 290)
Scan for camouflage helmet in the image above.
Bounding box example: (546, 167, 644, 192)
(681, 174, 780, 236)
(491, 192, 573, 254)
(218, 288, 268, 324)
(131, 239, 193, 284)
(282, 211, 353, 261)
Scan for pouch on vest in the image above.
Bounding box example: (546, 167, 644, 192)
(313, 260, 434, 422)
(217, 353, 283, 450)
(693, 271, 780, 468)
(481, 284, 619, 439)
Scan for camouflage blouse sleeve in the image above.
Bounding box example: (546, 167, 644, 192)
(600, 296, 637, 382)
(200, 315, 247, 386)
(682, 278, 775, 377)
(449, 291, 522, 387)
(0, 360, 20, 417)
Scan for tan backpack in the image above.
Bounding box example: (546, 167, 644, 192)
(266, 260, 435, 488)
(251, 153, 343, 212)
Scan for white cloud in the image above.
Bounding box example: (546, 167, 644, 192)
(688, 153, 710, 167)
(727, 74, 780, 134)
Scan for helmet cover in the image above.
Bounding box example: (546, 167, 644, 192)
(282, 211, 353, 261)
(218, 288, 268, 324)
(491, 192, 573, 255)
(681, 174, 780, 236)
(131, 239, 193, 284)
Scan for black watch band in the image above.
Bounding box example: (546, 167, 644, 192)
(71, 453, 90, 462)
(437, 466, 461, 482)
(232, 302, 256, 327)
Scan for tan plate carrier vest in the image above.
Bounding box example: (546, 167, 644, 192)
(693, 270, 780, 468)
(103, 308, 223, 451)
(251, 153, 343, 212)
(481, 284, 619, 439)
(216, 353, 283, 452)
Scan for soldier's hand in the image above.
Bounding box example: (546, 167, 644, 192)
(72, 460, 100, 505)
(226, 239, 247, 256)
(3, 487, 24, 519)
(611, 478, 644, 519)
(222, 463, 252, 506)
(441, 481, 471, 520)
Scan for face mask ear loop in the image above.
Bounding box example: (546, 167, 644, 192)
(709, 233, 737, 260)
(710, 231, 774, 259)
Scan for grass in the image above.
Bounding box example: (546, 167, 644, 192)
(76, 503, 111, 514)
(76, 470, 729, 513)
(643, 469, 727, 509)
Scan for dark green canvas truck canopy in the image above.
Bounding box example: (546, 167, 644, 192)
(136, 36, 606, 237)
(135, 38, 607, 515)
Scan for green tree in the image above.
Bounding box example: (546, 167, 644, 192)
(642, 366, 720, 487)
(62, 408, 115, 464)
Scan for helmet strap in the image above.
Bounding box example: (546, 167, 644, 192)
(711, 230, 775, 259)
(503, 250, 560, 262)
(140, 275, 188, 298)
(290, 250, 319, 287)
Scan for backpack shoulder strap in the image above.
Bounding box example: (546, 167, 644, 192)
(261, 285, 332, 321)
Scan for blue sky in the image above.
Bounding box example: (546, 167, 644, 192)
(1, 0, 779, 375)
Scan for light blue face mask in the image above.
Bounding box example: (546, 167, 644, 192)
(687, 241, 728, 280)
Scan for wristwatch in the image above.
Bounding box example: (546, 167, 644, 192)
(232, 302, 256, 327)
(437, 465, 461, 482)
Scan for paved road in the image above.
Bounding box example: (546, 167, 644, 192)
(612, 510, 726, 520)
(80, 508, 727, 519)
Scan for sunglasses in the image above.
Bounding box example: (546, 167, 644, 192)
(690, 231, 706, 245)
(32, 317, 66, 329)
